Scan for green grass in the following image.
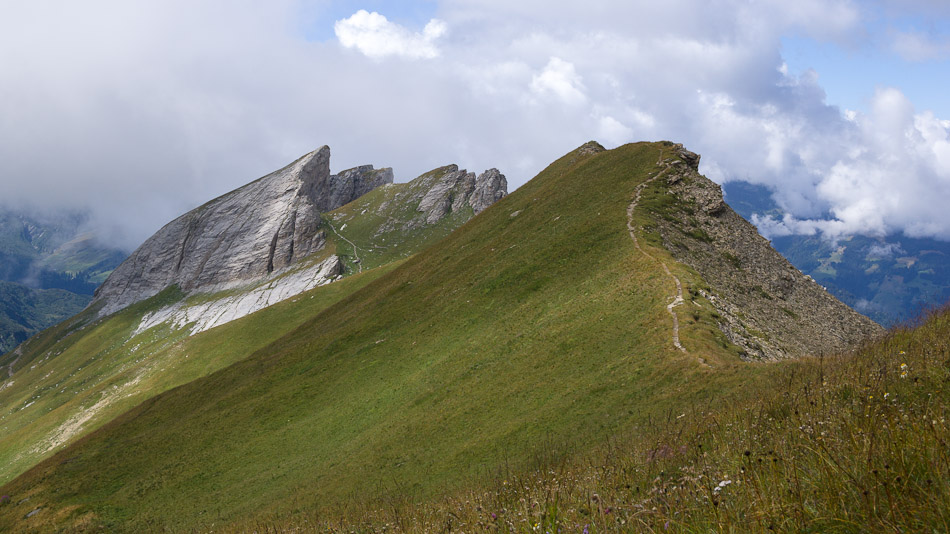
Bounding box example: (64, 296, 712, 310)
(0, 165, 484, 493)
(224, 306, 950, 533)
(0, 142, 760, 532)
(0, 264, 397, 488)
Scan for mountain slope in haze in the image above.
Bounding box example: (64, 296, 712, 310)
(0, 150, 505, 490)
(0, 210, 126, 353)
(724, 181, 950, 326)
(0, 283, 90, 353)
(0, 142, 879, 532)
(0, 211, 124, 293)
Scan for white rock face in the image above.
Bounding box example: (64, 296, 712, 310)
(88, 147, 507, 337)
(92, 146, 391, 316)
(134, 255, 342, 336)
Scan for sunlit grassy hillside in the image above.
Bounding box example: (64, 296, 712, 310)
(224, 306, 949, 534)
(0, 164, 493, 489)
(0, 253, 398, 486)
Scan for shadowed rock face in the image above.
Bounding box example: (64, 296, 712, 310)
(92, 146, 392, 315)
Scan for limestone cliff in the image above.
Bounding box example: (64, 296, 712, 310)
(92, 146, 392, 315)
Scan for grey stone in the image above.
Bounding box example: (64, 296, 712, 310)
(471, 169, 508, 215)
(647, 147, 882, 360)
(417, 166, 507, 224)
(92, 146, 392, 316)
(134, 255, 343, 336)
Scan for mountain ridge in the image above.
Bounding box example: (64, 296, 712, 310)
(0, 147, 508, 492)
(0, 141, 884, 532)
(642, 148, 880, 359)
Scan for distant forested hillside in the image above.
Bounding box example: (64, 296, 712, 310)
(724, 181, 950, 326)
(0, 209, 125, 353)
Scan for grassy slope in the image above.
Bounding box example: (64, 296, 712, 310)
(240, 307, 949, 534)
(0, 142, 763, 532)
(0, 164, 494, 490)
(0, 262, 397, 488)
(324, 166, 477, 274)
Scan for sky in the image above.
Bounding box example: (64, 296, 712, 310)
(0, 0, 949, 249)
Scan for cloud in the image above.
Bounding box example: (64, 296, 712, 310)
(867, 242, 905, 258)
(890, 29, 950, 61)
(749, 87, 950, 240)
(529, 57, 587, 105)
(596, 115, 634, 145)
(1, 0, 950, 252)
(334, 10, 447, 59)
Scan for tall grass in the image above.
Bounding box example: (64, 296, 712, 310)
(216, 307, 950, 533)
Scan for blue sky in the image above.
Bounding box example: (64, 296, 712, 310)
(0, 0, 948, 247)
(303, 0, 439, 40)
(782, 35, 950, 118)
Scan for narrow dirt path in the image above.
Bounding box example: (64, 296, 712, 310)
(326, 220, 363, 274)
(5, 347, 22, 378)
(626, 161, 688, 355)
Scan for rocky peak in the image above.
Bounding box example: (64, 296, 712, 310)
(417, 167, 508, 224)
(577, 141, 606, 156)
(308, 164, 394, 213)
(92, 146, 392, 316)
(671, 143, 701, 170)
(644, 146, 881, 360)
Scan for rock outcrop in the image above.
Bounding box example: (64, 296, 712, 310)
(645, 143, 882, 360)
(92, 146, 392, 315)
(417, 166, 508, 224)
(134, 255, 343, 336)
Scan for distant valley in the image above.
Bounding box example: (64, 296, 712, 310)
(724, 181, 950, 326)
(0, 211, 125, 353)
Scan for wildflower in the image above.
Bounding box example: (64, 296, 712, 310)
(713, 479, 732, 493)
(884, 392, 890, 399)
(900, 362, 908, 378)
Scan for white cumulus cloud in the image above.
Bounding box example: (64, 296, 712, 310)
(334, 10, 447, 60)
(530, 57, 587, 105)
(749, 87, 950, 240)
